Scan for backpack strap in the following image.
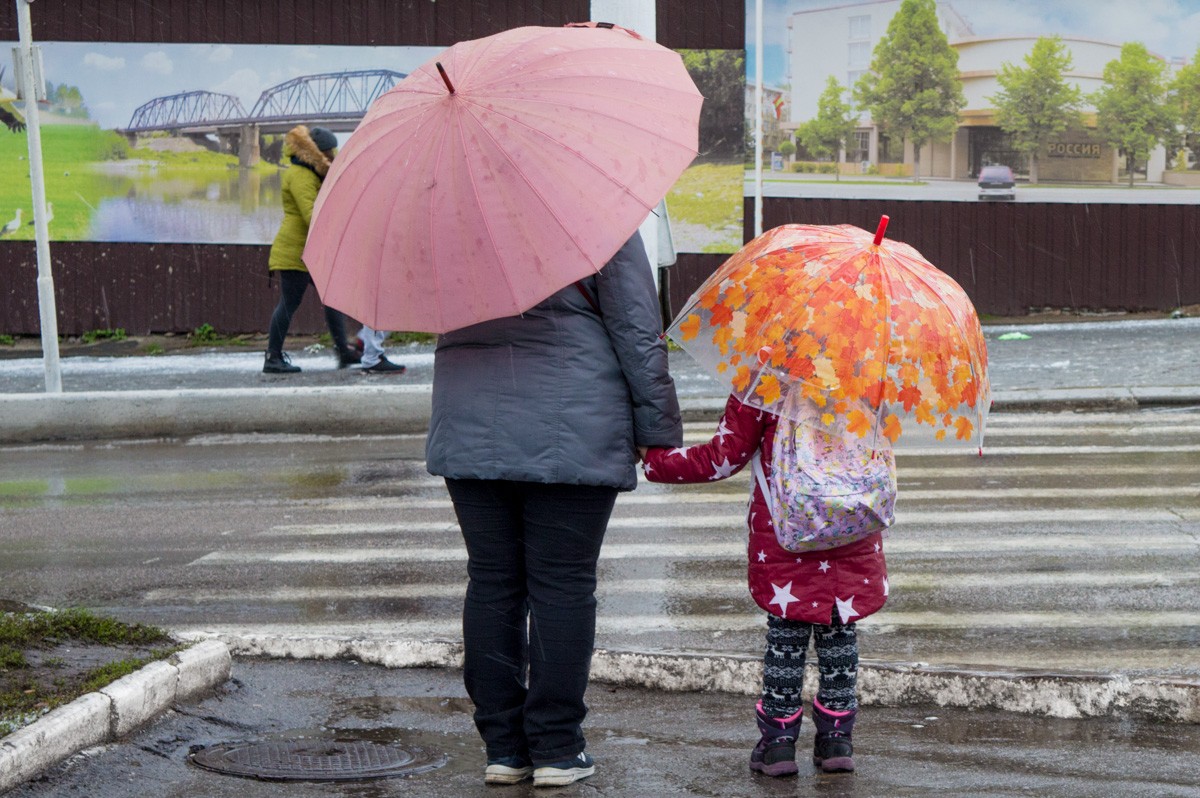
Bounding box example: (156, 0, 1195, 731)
(574, 280, 601, 315)
(750, 449, 770, 501)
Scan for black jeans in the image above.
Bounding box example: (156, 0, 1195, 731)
(445, 478, 618, 764)
(267, 269, 350, 357)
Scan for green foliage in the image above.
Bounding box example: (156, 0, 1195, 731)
(989, 36, 1083, 184)
(140, 342, 165, 355)
(385, 332, 437, 345)
(679, 50, 746, 159)
(100, 130, 131, 161)
(191, 323, 219, 343)
(776, 139, 796, 157)
(1092, 42, 1178, 186)
(80, 328, 126, 344)
(1170, 44, 1200, 154)
(0, 645, 27, 670)
(854, 0, 965, 181)
(0, 607, 170, 647)
(0, 334, 14, 346)
(797, 76, 857, 182)
(791, 162, 839, 174)
(187, 324, 250, 347)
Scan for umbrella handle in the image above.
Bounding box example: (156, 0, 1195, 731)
(436, 62, 455, 95)
(873, 215, 889, 246)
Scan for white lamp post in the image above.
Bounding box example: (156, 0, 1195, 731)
(14, 0, 61, 393)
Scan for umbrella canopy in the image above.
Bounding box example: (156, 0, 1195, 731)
(303, 23, 702, 333)
(668, 218, 990, 448)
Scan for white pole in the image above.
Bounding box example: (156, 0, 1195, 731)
(590, 0, 660, 274)
(754, 0, 763, 237)
(16, 0, 61, 393)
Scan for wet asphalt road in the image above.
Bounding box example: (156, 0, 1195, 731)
(9, 659, 1200, 798)
(1, 407, 1198, 678)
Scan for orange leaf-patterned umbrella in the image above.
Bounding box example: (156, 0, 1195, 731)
(668, 218, 990, 449)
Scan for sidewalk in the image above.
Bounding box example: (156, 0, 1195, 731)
(1, 316, 1198, 443)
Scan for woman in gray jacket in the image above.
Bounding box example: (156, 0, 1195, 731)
(425, 232, 683, 787)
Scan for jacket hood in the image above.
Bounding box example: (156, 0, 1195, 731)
(285, 125, 331, 177)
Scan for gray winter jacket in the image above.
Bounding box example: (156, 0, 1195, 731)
(425, 232, 683, 491)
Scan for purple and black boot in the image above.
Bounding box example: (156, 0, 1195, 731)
(749, 700, 801, 777)
(811, 697, 856, 773)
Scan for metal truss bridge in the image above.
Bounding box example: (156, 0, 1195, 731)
(122, 69, 407, 135)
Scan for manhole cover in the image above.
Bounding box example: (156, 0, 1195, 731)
(188, 738, 447, 782)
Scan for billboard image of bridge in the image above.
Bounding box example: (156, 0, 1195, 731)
(0, 40, 744, 252)
(0, 42, 436, 245)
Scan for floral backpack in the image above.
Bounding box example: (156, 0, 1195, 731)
(750, 410, 897, 552)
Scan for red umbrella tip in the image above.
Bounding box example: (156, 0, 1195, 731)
(435, 62, 455, 94)
(873, 215, 889, 246)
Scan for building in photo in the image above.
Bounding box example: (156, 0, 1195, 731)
(783, 0, 1176, 182)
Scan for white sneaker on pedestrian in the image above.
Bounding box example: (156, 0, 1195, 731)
(532, 751, 594, 787)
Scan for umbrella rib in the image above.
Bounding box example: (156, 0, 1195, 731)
(458, 94, 690, 211)
(453, 104, 522, 317)
(325, 98, 451, 331)
(455, 99, 614, 267)
(884, 249, 989, 435)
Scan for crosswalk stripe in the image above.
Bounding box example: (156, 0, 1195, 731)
(145, 569, 1198, 604)
(191, 531, 1195, 566)
(172, 609, 1200, 639)
(255, 507, 1185, 538)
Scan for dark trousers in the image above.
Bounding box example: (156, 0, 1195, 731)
(267, 269, 350, 357)
(445, 478, 618, 764)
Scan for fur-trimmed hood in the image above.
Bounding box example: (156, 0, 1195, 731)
(285, 125, 331, 177)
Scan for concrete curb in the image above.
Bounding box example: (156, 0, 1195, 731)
(0, 386, 432, 444)
(177, 632, 1200, 725)
(0, 640, 232, 794)
(1, 384, 1198, 444)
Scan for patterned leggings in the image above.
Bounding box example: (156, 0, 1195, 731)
(761, 613, 859, 717)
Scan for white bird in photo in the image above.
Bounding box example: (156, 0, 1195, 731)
(27, 201, 51, 226)
(0, 208, 22, 236)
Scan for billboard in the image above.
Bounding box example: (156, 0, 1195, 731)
(0, 41, 745, 252)
(747, 0, 1200, 203)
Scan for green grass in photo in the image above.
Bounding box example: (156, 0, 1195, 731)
(666, 160, 744, 254)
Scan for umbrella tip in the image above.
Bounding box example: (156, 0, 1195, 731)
(873, 215, 889, 246)
(435, 62, 455, 94)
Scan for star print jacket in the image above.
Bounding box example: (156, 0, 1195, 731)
(642, 395, 888, 625)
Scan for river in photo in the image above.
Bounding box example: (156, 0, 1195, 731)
(87, 167, 284, 244)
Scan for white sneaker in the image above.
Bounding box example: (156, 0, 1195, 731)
(533, 752, 595, 788)
(484, 756, 533, 785)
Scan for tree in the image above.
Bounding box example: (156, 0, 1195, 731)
(1092, 42, 1177, 186)
(797, 76, 857, 181)
(1169, 44, 1200, 169)
(854, 0, 964, 182)
(679, 49, 745, 160)
(988, 36, 1082, 184)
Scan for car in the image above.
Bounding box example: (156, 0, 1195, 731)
(978, 165, 1016, 201)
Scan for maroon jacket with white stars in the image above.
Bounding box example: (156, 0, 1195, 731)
(642, 394, 888, 626)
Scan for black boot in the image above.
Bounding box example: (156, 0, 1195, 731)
(337, 348, 362, 368)
(811, 698, 855, 773)
(749, 701, 801, 777)
(263, 351, 300, 374)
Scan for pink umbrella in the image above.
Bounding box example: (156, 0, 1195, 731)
(304, 23, 702, 333)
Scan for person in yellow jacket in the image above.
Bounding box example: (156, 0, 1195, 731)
(263, 125, 360, 374)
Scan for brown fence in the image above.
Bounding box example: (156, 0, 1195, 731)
(2, 2, 1198, 335)
(665, 195, 1200, 323)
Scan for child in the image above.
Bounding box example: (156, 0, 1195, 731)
(641, 394, 891, 776)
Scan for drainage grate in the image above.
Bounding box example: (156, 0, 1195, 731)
(189, 738, 447, 782)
